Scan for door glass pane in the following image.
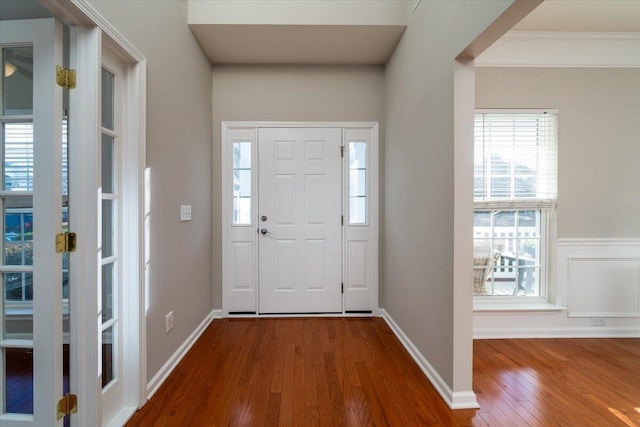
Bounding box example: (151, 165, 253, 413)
(102, 326, 115, 387)
(4, 347, 34, 414)
(102, 263, 114, 322)
(102, 134, 114, 193)
(3, 122, 34, 192)
(348, 142, 367, 224)
(101, 68, 114, 130)
(3, 273, 33, 338)
(4, 199, 34, 267)
(2, 47, 33, 116)
(232, 142, 251, 225)
(102, 199, 114, 258)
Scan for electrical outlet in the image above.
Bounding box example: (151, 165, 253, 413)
(165, 311, 174, 333)
(180, 205, 192, 221)
(591, 318, 606, 327)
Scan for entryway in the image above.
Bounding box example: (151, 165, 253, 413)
(222, 123, 379, 315)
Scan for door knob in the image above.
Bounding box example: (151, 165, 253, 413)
(260, 228, 271, 235)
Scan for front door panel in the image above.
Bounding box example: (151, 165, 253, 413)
(258, 128, 342, 313)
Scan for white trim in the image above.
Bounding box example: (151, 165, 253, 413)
(103, 406, 137, 427)
(146, 309, 217, 399)
(226, 311, 377, 319)
(474, 327, 640, 339)
(223, 121, 379, 129)
(558, 238, 640, 246)
(474, 301, 566, 312)
(221, 121, 379, 316)
(379, 309, 479, 410)
(476, 31, 640, 68)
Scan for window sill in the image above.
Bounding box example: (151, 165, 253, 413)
(474, 300, 566, 313)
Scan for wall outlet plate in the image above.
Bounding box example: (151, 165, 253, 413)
(591, 318, 606, 327)
(165, 311, 174, 333)
(180, 205, 192, 221)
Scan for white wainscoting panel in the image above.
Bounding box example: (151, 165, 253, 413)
(558, 239, 640, 318)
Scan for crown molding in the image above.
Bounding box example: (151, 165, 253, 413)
(476, 31, 640, 68)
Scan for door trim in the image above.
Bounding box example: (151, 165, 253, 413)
(221, 122, 379, 317)
(39, 0, 147, 425)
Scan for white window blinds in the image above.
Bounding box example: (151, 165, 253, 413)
(474, 111, 558, 209)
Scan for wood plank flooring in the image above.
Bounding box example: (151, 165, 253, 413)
(126, 318, 640, 426)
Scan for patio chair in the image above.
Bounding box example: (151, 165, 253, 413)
(473, 250, 501, 295)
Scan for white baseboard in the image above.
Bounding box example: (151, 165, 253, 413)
(146, 308, 218, 399)
(474, 326, 640, 339)
(379, 309, 479, 409)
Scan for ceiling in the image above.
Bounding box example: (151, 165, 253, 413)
(190, 24, 405, 65)
(513, 0, 640, 32)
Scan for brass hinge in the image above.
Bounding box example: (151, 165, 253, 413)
(55, 232, 77, 253)
(56, 65, 76, 89)
(57, 393, 77, 420)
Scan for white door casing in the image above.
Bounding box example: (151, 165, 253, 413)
(258, 128, 342, 314)
(222, 122, 379, 316)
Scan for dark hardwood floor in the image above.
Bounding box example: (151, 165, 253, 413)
(126, 318, 640, 426)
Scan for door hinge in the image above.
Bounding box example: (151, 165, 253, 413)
(56, 65, 76, 89)
(341, 215, 344, 226)
(341, 283, 344, 294)
(340, 146, 345, 158)
(57, 393, 78, 420)
(55, 232, 77, 253)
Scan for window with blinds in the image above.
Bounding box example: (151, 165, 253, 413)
(473, 111, 558, 298)
(474, 111, 557, 209)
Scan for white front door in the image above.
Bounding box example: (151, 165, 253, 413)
(258, 128, 342, 313)
(0, 18, 68, 426)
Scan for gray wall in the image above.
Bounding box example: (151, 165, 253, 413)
(87, 0, 213, 379)
(476, 67, 640, 238)
(211, 65, 386, 308)
(383, 1, 513, 388)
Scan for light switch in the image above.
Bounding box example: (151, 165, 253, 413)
(180, 205, 192, 221)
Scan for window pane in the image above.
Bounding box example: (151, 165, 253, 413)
(474, 209, 543, 297)
(515, 176, 536, 198)
(232, 142, 251, 225)
(349, 197, 366, 225)
(349, 169, 366, 197)
(490, 177, 510, 198)
(518, 210, 537, 227)
(3, 47, 33, 116)
(102, 199, 114, 258)
(102, 263, 114, 323)
(3, 122, 34, 192)
(494, 211, 515, 228)
(348, 142, 367, 225)
(233, 142, 251, 169)
(102, 68, 114, 130)
(102, 134, 114, 194)
(102, 326, 115, 388)
(473, 211, 491, 228)
(4, 348, 34, 414)
(349, 142, 367, 168)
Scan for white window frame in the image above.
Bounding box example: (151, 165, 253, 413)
(473, 109, 558, 303)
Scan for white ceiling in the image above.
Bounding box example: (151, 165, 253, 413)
(513, 0, 640, 32)
(190, 24, 406, 65)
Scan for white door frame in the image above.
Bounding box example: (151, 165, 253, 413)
(39, 1, 147, 425)
(221, 121, 379, 317)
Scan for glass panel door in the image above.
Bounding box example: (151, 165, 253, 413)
(1, 18, 65, 426)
